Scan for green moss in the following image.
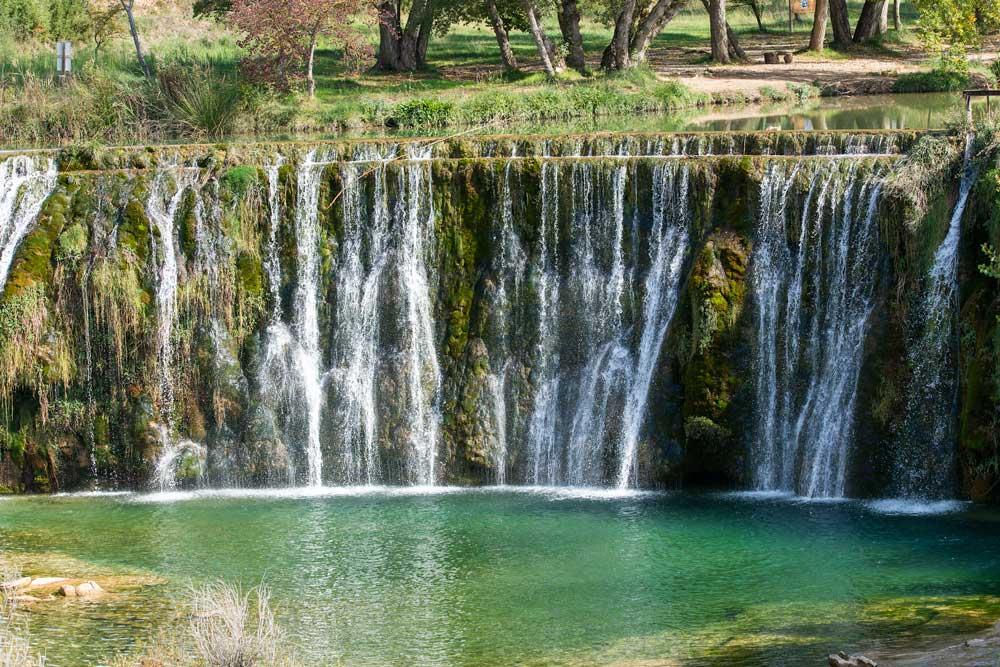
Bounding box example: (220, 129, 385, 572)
(56, 222, 87, 262)
(119, 198, 151, 264)
(221, 165, 259, 198)
(3, 190, 69, 298)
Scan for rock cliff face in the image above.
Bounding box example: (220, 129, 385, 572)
(0, 130, 996, 501)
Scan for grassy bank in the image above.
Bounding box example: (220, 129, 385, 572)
(0, 0, 980, 148)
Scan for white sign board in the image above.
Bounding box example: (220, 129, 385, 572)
(56, 41, 73, 74)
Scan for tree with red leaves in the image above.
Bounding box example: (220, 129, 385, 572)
(229, 0, 370, 96)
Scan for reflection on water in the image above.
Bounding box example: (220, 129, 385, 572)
(2, 490, 1000, 666)
(685, 93, 987, 132)
(316, 92, 980, 141)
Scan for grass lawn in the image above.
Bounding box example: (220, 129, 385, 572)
(0, 0, 980, 145)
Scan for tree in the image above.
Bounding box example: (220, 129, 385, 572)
(556, 0, 587, 73)
(601, 0, 688, 70)
(119, 0, 151, 78)
(893, 0, 901, 30)
(229, 0, 370, 96)
(699, 0, 744, 61)
(86, 0, 123, 57)
(829, 0, 852, 46)
(522, 0, 563, 77)
(732, 0, 764, 32)
(435, 0, 527, 72)
(809, 0, 829, 50)
(853, 0, 886, 42)
(912, 0, 1000, 66)
(707, 0, 729, 63)
(376, 0, 435, 71)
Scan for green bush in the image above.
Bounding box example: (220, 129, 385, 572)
(388, 99, 455, 128)
(0, 0, 48, 39)
(156, 65, 247, 139)
(893, 68, 970, 94)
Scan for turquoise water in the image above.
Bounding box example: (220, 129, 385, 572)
(2, 488, 1000, 666)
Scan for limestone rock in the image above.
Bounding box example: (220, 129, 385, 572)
(76, 581, 104, 597)
(1, 576, 31, 591)
(58, 584, 77, 597)
(28, 577, 67, 588)
(10, 594, 41, 604)
(828, 651, 877, 667)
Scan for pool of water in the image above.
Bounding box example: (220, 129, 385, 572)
(341, 92, 980, 138)
(3, 488, 1000, 666)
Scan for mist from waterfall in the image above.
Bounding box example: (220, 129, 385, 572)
(750, 159, 885, 498)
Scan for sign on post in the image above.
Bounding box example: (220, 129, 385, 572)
(56, 41, 73, 79)
(791, 0, 815, 14)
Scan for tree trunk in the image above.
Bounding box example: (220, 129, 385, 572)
(120, 0, 150, 78)
(726, 20, 745, 59)
(629, 0, 688, 64)
(708, 0, 730, 64)
(853, 0, 884, 43)
(375, 0, 432, 71)
(893, 0, 901, 29)
(523, 3, 557, 77)
(829, 0, 851, 46)
(611, 0, 637, 69)
(415, 7, 433, 66)
(877, 0, 888, 34)
(809, 0, 829, 51)
(306, 32, 317, 98)
(748, 0, 764, 32)
(557, 0, 587, 73)
(485, 0, 518, 71)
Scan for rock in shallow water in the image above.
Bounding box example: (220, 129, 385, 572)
(828, 652, 877, 667)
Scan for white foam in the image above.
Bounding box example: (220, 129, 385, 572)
(865, 499, 968, 515)
(52, 491, 132, 498)
(120, 484, 661, 504)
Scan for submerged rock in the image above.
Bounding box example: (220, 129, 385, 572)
(828, 652, 877, 667)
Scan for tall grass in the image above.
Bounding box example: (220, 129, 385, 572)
(113, 582, 294, 667)
(157, 65, 245, 140)
(0, 563, 45, 667)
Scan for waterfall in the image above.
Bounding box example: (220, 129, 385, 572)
(895, 134, 977, 499)
(616, 165, 691, 488)
(528, 159, 562, 485)
(293, 152, 327, 487)
(398, 145, 441, 485)
(147, 162, 202, 490)
(147, 163, 200, 420)
(750, 159, 884, 498)
(524, 159, 691, 487)
(329, 155, 391, 484)
(486, 158, 526, 484)
(0, 155, 57, 291)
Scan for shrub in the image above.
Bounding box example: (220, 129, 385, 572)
(156, 65, 247, 140)
(388, 98, 454, 128)
(0, 562, 45, 667)
(188, 582, 280, 667)
(893, 68, 970, 94)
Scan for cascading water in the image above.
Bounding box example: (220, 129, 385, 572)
(750, 158, 885, 498)
(895, 134, 977, 499)
(397, 145, 442, 485)
(292, 152, 327, 487)
(0, 155, 57, 290)
(524, 159, 691, 487)
(616, 165, 690, 488)
(147, 161, 202, 490)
